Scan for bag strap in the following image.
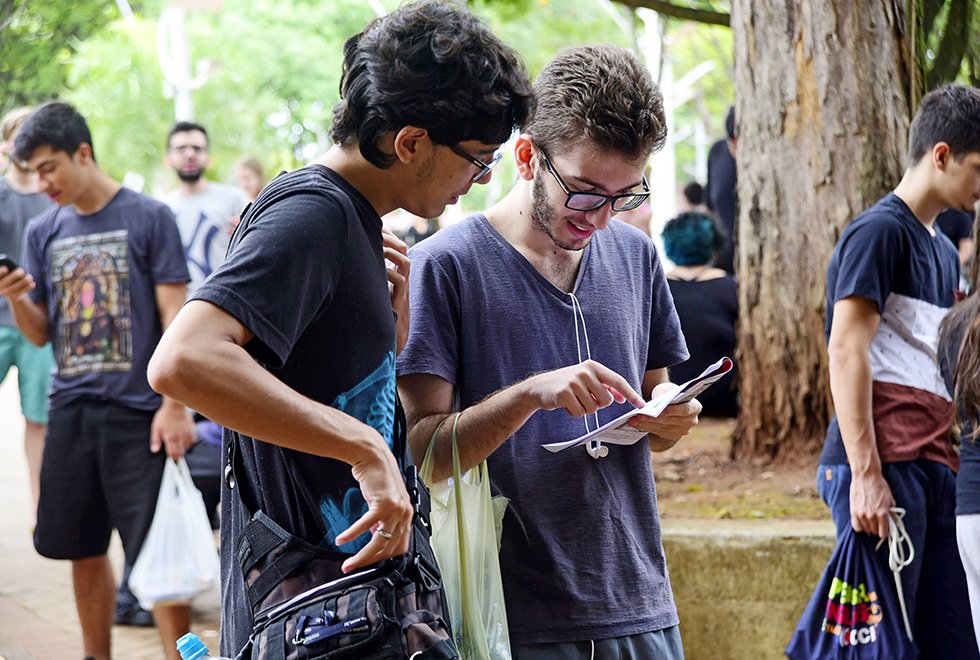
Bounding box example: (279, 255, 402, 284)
(227, 394, 416, 518)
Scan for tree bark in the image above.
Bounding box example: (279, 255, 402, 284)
(730, 0, 919, 459)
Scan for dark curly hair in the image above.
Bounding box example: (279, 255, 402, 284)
(14, 101, 95, 163)
(525, 44, 666, 163)
(329, 0, 533, 168)
(661, 212, 725, 266)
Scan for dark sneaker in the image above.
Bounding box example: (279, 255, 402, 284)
(114, 602, 155, 627)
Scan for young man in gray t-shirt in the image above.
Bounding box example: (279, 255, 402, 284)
(0, 107, 55, 526)
(162, 121, 247, 293)
(397, 45, 701, 660)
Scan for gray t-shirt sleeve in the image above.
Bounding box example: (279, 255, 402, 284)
(645, 243, 689, 371)
(397, 243, 462, 384)
(148, 204, 192, 284)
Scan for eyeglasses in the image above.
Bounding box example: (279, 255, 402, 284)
(449, 144, 503, 183)
(538, 148, 650, 212)
(169, 145, 207, 155)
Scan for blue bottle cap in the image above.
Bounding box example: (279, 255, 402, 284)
(177, 632, 209, 660)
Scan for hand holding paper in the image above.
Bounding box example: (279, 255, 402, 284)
(541, 357, 734, 453)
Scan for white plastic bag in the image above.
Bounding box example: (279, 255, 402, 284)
(129, 457, 219, 609)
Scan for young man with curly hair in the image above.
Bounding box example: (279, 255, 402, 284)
(148, 2, 532, 656)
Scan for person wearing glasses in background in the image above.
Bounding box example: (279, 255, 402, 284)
(397, 45, 701, 660)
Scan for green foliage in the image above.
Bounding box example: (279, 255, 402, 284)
(1, 1, 122, 114)
(921, 0, 980, 89)
(4, 0, 738, 205)
(58, 0, 378, 193)
(666, 20, 734, 184)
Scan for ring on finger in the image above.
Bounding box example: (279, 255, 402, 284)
(376, 527, 394, 539)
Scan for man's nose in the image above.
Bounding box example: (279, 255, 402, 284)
(585, 203, 615, 230)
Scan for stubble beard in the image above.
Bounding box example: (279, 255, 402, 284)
(177, 167, 204, 183)
(530, 172, 584, 252)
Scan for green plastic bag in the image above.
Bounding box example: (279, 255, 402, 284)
(420, 413, 511, 660)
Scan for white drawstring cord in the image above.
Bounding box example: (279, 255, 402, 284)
(875, 507, 915, 642)
(569, 292, 605, 459)
(589, 639, 595, 660)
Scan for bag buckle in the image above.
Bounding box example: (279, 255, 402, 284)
(413, 553, 441, 592)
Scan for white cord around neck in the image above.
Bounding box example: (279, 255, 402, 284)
(569, 292, 606, 459)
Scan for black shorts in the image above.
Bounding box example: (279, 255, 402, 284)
(34, 400, 165, 563)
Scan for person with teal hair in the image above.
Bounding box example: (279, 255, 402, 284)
(662, 211, 738, 417)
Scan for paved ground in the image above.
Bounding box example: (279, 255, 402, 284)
(0, 371, 221, 660)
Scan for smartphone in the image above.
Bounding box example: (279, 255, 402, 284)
(0, 253, 19, 271)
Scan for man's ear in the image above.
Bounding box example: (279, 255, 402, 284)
(933, 141, 952, 171)
(392, 126, 431, 165)
(514, 134, 536, 181)
(74, 142, 94, 165)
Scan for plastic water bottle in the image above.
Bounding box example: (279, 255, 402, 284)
(177, 633, 231, 660)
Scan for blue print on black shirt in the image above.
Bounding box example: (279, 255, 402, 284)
(319, 351, 396, 551)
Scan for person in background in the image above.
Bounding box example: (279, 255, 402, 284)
(815, 83, 980, 659)
(677, 180, 707, 214)
(234, 156, 267, 203)
(2, 100, 194, 660)
(706, 106, 737, 274)
(936, 205, 976, 292)
(0, 106, 55, 526)
(163, 122, 248, 294)
(939, 212, 980, 651)
(662, 211, 738, 417)
(405, 214, 439, 247)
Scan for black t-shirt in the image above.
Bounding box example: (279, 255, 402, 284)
(667, 276, 738, 417)
(192, 165, 398, 655)
(706, 139, 737, 273)
(936, 208, 973, 247)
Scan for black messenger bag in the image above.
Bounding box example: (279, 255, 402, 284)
(228, 399, 458, 660)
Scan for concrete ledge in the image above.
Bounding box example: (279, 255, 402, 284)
(662, 519, 836, 660)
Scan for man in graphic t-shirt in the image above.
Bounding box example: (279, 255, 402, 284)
(146, 3, 533, 657)
(397, 45, 701, 659)
(0, 101, 194, 660)
(816, 84, 980, 659)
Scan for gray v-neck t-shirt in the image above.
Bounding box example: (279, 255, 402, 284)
(398, 214, 687, 644)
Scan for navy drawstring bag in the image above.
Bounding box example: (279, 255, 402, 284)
(786, 519, 918, 660)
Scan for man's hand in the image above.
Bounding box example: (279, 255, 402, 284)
(521, 359, 646, 416)
(628, 382, 701, 451)
(0, 265, 35, 302)
(849, 469, 895, 539)
(383, 229, 410, 355)
(150, 399, 195, 460)
(336, 430, 413, 573)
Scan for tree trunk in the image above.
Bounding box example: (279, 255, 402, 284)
(730, 0, 920, 459)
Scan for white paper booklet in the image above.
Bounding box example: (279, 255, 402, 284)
(541, 356, 734, 453)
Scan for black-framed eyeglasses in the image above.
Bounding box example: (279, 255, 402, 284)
(449, 144, 503, 182)
(538, 148, 650, 212)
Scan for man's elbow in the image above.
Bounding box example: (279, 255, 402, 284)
(827, 339, 866, 378)
(148, 338, 193, 401)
